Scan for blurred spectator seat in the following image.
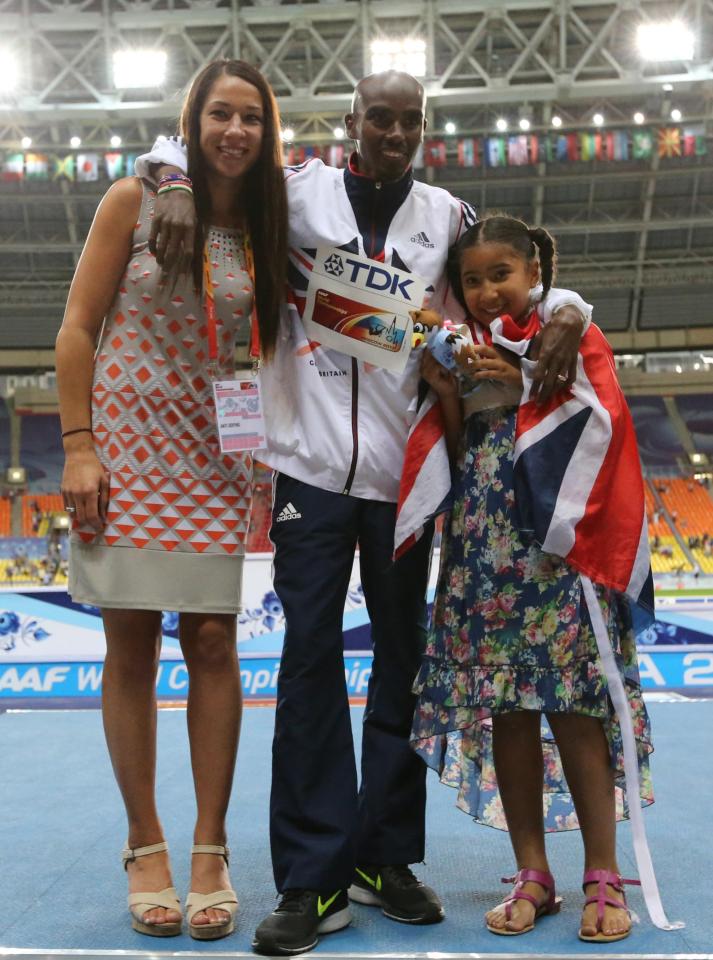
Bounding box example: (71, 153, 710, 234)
(657, 478, 713, 575)
(645, 482, 692, 573)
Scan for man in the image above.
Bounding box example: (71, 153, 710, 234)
(137, 69, 588, 956)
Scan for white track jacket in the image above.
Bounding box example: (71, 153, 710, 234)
(136, 140, 591, 503)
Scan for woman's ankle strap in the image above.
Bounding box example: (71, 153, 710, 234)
(191, 843, 230, 864)
(121, 840, 168, 868)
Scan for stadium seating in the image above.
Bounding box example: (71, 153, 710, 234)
(21, 494, 65, 537)
(645, 482, 693, 574)
(655, 478, 713, 575)
(0, 498, 11, 537)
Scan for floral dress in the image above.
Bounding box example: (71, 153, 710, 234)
(410, 406, 654, 831)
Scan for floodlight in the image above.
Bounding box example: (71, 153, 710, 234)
(637, 21, 694, 62)
(551, 115, 562, 128)
(21, 135, 32, 148)
(671, 108, 682, 122)
(519, 118, 530, 131)
(0, 50, 19, 95)
(370, 38, 426, 77)
(110, 134, 122, 148)
(444, 121, 456, 135)
(690, 452, 707, 465)
(593, 113, 604, 126)
(332, 126, 344, 140)
(496, 118, 508, 132)
(70, 136, 81, 148)
(5, 466, 26, 485)
(281, 128, 295, 143)
(634, 112, 645, 124)
(113, 49, 167, 89)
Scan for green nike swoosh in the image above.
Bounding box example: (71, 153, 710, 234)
(355, 867, 382, 892)
(317, 891, 340, 916)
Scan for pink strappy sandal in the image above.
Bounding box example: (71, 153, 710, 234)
(579, 868, 640, 943)
(485, 868, 562, 936)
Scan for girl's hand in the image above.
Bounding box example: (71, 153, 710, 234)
(61, 440, 110, 532)
(455, 343, 523, 388)
(421, 348, 459, 398)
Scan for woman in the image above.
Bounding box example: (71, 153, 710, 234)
(55, 59, 287, 940)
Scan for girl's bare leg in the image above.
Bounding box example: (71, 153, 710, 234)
(486, 711, 553, 933)
(547, 712, 630, 939)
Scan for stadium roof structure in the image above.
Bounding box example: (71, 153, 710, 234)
(1, 0, 713, 356)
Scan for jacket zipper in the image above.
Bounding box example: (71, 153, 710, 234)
(342, 357, 360, 494)
(343, 181, 382, 495)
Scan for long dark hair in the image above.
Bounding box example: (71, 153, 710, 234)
(447, 214, 557, 312)
(179, 59, 287, 361)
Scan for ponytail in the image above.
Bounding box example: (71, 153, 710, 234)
(528, 226, 557, 294)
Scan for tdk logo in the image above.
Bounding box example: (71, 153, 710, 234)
(410, 231, 434, 248)
(344, 258, 415, 300)
(323, 253, 344, 276)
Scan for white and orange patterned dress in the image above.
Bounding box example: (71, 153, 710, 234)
(69, 181, 253, 613)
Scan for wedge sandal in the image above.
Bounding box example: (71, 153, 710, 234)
(122, 841, 182, 937)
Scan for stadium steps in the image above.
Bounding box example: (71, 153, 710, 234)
(646, 480, 694, 573)
(657, 478, 713, 575)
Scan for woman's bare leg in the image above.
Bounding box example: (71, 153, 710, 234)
(101, 608, 180, 927)
(179, 613, 242, 925)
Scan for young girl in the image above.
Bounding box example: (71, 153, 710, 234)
(56, 59, 287, 939)
(412, 215, 653, 943)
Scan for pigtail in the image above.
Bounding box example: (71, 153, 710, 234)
(528, 226, 557, 294)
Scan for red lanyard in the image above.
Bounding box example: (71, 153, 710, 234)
(242, 231, 260, 362)
(203, 231, 260, 369)
(202, 243, 219, 371)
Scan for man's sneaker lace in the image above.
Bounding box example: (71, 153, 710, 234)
(348, 864, 444, 924)
(252, 888, 350, 956)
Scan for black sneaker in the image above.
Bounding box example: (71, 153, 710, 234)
(348, 864, 444, 924)
(252, 888, 351, 956)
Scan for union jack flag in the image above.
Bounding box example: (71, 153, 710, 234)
(393, 390, 450, 560)
(506, 322, 654, 609)
(395, 314, 654, 611)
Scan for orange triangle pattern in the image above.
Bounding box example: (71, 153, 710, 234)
(75, 225, 255, 557)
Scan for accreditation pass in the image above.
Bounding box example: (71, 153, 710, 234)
(213, 377, 266, 453)
(303, 246, 427, 373)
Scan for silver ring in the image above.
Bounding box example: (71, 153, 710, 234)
(556, 373, 568, 383)
(65, 506, 76, 513)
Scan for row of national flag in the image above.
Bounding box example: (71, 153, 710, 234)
(0, 126, 707, 181)
(422, 126, 707, 168)
(1, 151, 138, 182)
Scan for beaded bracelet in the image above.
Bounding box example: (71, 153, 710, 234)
(157, 173, 193, 188)
(156, 184, 194, 197)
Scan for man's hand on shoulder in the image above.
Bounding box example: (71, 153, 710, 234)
(529, 305, 584, 404)
(148, 165, 197, 288)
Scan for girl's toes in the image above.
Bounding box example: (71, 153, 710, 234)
(485, 908, 505, 929)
